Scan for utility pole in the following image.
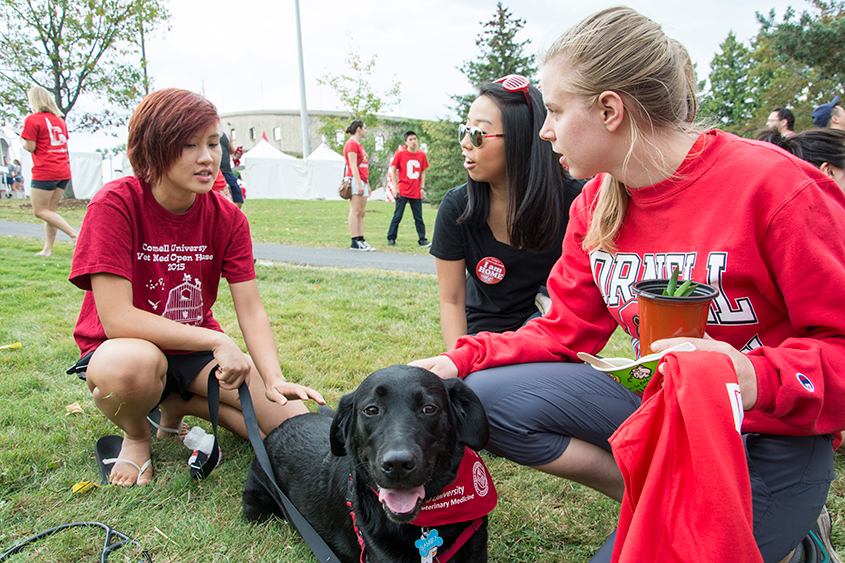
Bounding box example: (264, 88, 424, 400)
(294, 0, 311, 157)
(137, 0, 149, 95)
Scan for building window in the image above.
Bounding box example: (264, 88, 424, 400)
(230, 129, 236, 141)
(375, 135, 384, 151)
(273, 127, 282, 141)
(250, 127, 256, 140)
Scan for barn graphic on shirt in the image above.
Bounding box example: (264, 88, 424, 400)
(162, 274, 204, 325)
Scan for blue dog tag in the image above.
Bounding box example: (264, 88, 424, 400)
(415, 528, 444, 562)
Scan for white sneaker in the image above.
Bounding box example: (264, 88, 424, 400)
(350, 240, 376, 252)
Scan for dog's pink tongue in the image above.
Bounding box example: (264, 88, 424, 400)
(378, 486, 425, 514)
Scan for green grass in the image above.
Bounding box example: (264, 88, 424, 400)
(0, 197, 438, 254)
(0, 209, 842, 562)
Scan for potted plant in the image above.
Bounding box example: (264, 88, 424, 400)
(632, 266, 719, 356)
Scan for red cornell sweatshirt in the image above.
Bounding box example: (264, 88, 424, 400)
(445, 130, 845, 447)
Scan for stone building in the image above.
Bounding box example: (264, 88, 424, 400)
(220, 109, 413, 158)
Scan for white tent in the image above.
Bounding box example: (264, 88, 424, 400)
(68, 151, 105, 198)
(0, 126, 23, 163)
(306, 143, 346, 200)
(102, 152, 133, 185)
(241, 138, 309, 199)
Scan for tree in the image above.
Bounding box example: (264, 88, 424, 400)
(417, 3, 536, 204)
(450, 2, 537, 119)
(0, 0, 170, 131)
(698, 32, 758, 136)
(754, 2, 845, 131)
(763, 1, 845, 84)
(317, 45, 401, 187)
(697, 3, 845, 137)
(421, 119, 465, 205)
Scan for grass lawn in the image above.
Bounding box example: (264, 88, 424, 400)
(0, 197, 439, 254)
(0, 200, 842, 562)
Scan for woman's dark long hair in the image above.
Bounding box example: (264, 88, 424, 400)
(458, 81, 580, 252)
(763, 128, 845, 170)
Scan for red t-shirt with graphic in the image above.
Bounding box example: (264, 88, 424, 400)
(343, 138, 369, 183)
(391, 149, 429, 198)
(69, 176, 255, 355)
(21, 112, 71, 181)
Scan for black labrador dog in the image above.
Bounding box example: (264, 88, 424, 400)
(242, 365, 491, 563)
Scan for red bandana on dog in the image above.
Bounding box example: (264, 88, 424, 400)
(411, 447, 497, 526)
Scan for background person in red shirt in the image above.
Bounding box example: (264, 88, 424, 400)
(343, 120, 374, 251)
(20, 85, 79, 256)
(386, 131, 430, 247)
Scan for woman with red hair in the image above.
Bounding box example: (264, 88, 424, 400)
(68, 88, 324, 486)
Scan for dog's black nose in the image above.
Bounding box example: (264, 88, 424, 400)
(380, 450, 416, 478)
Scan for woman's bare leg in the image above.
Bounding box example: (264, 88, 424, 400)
(186, 358, 308, 439)
(532, 437, 625, 502)
(31, 187, 78, 256)
(348, 194, 367, 238)
(85, 338, 168, 486)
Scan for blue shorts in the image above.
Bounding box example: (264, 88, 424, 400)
(31, 179, 70, 191)
(222, 171, 243, 203)
(351, 180, 370, 197)
(68, 349, 216, 404)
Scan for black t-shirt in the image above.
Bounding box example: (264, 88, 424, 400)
(430, 184, 572, 334)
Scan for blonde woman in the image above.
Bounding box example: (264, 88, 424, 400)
(413, 8, 845, 563)
(20, 85, 79, 256)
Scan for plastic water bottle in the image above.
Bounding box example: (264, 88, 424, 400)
(183, 426, 214, 455)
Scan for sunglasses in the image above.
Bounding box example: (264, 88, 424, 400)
(494, 74, 534, 123)
(459, 123, 504, 148)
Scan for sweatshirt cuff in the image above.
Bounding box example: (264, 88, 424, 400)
(748, 355, 778, 413)
(443, 348, 473, 379)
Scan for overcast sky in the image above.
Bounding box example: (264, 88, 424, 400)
(71, 0, 800, 151)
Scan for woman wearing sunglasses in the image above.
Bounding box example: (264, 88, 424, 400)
(430, 75, 583, 350)
(414, 8, 845, 563)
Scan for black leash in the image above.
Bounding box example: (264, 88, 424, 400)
(0, 521, 152, 562)
(206, 369, 342, 562)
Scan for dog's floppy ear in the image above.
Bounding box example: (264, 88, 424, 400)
(329, 391, 355, 457)
(444, 378, 489, 451)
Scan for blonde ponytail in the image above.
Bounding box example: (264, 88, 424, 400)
(584, 176, 628, 254)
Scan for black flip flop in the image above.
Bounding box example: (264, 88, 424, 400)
(94, 435, 123, 485)
(147, 408, 161, 436)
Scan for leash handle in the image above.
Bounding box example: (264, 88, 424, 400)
(190, 367, 222, 479)
(236, 380, 343, 562)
